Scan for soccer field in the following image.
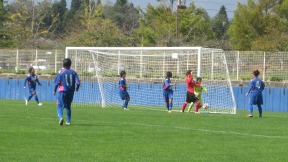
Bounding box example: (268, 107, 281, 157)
(0, 100, 288, 162)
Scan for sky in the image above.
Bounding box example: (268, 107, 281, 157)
(7, 0, 247, 19)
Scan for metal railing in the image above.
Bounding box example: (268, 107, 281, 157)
(0, 49, 287, 82)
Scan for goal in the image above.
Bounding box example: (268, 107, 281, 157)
(65, 47, 236, 114)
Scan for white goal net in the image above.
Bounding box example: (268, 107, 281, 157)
(65, 47, 236, 114)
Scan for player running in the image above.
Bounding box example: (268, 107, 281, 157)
(24, 67, 42, 106)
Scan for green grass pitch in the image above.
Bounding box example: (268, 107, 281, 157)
(0, 100, 288, 162)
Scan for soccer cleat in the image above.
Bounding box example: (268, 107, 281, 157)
(25, 100, 28, 106)
(195, 112, 200, 114)
(38, 103, 43, 106)
(124, 108, 129, 110)
(168, 110, 172, 113)
(66, 122, 71, 125)
(59, 118, 64, 125)
(248, 115, 253, 117)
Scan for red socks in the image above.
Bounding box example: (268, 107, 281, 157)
(195, 102, 200, 112)
(182, 102, 187, 112)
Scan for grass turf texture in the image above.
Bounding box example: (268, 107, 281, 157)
(0, 100, 288, 162)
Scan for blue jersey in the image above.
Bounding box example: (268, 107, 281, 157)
(247, 77, 265, 94)
(24, 73, 41, 89)
(163, 78, 173, 92)
(54, 68, 80, 92)
(119, 78, 127, 91)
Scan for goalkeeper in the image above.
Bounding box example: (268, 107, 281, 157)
(187, 77, 207, 113)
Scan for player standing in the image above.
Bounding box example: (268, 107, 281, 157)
(119, 70, 130, 110)
(54, 58, 80, 125)
(187, 77, 207, 113)
(181, 70, 200, 113)
(245, 70, 265, 117)
(24, 67, 42, 106)
(163, 71, 176, 113)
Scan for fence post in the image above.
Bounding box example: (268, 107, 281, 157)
(35, 49, 38, 72)
(55, 50, 57, 73)
(237, 51, 239, 80)
(197, 47, 202, 77)
(211, 50, 214, 80)
(163, 51, 165, 78)
(263, 52, 266, 81)
(140, 50, 143, 78)
(117, 50, 120, 75)
(16, 49, 19, 72)
(186, 51, 189, 71)
(74, 50, 77, 71)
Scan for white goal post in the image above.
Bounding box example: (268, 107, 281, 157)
(65, 47, 236, 114)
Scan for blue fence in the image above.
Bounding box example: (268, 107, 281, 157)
(0, 79, 287, 112)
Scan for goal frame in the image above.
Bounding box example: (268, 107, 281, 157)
(65, 47, 236, 114)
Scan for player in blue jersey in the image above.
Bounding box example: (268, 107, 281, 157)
(54, 58, 80, 125)
(245, 69, 265, 117)
(24, 67, 42, 106)
(119, 70, 130, 110)
(163, 71, 176, 113)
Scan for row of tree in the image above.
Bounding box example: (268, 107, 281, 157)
(0, 0, 287, 51)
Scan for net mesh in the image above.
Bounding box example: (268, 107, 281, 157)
(66, 47, 236, 114)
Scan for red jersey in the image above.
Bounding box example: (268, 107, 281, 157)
(186, 75, 200, 93)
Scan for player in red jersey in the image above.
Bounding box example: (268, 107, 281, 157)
(181, 70, 201, 113)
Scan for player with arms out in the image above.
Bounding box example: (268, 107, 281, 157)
(54, 58, 80, 125)
(187, 77, 208, 113)
(245, 69, 265, 117)
(119, 70, 130, 110)
(24, 67, 42, 106)
(163, 71, 176, 113)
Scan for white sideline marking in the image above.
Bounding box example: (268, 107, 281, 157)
(1, 114, 287, 139)
(114, 122, 288, 139)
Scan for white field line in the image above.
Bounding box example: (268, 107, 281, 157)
(1, 114, 287, 139)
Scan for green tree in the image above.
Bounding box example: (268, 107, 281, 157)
(4, 0, 33, 47)
(0, 0, 14, 47)
(66, 1, 128, 46)
(0, 0, 4, 21)
(65, 0, 83, 32)
(104, 0, 140, 35)
(50, 0, 67, 34)
(228, 0, 288, 51)
(134, 2, 213, 47)
(212, 5, 229, 39)
(177, 4, 213, 46)
(70, 0, 81, 14)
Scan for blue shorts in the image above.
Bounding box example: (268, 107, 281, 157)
(119, 91, 130, 100)
(29, 88, 36, 95)
(57, 91, 74, 109)
(163, 90, 173, 102)
(249, 92, 263, 105)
